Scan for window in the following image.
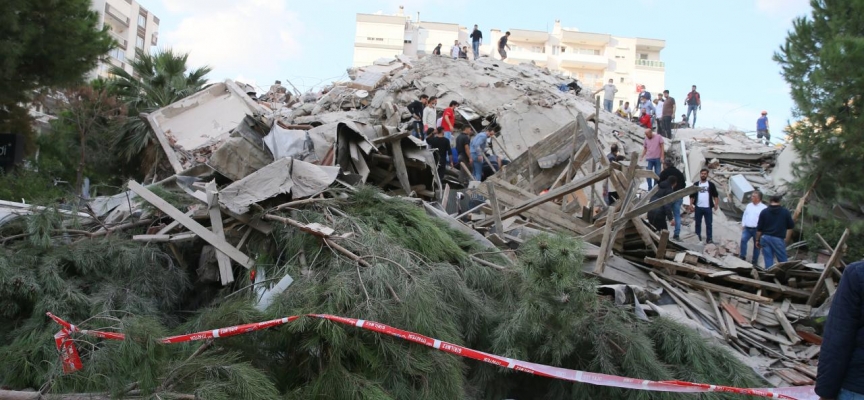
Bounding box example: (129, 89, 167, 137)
(638, 53, 648, 60)
(136, 35, 145, 50)
(151, 32, 158, 46)
(366, 37, 384, 41)
(560, 46, 566, 53)
(620, 77, 624, 83)
(109, 47, 125, 62)
(531, 45, 544, 53)
(404, 39, 412, 44)
(138, 14, 146, 29)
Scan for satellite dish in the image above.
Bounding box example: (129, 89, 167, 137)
(355, 90, 369, 98)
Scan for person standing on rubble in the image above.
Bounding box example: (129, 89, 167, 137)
(659, 159, 686, 240)
(647, 176, 678, 232)
(604, 144, 625, 205)
(456, 124, 474, 182)
(433, 43, 442, 56)
(640, 128, 664, 190)
(423, 96, 438, 133)
(470, 25, 483, 60)
(755, 194, 794, 268)
(740, 191, 767, 267)
(815, 260, 864, 400)
(616, 102, 632, 119)
(639, 97, 656, 129)
(593, 78, 618, 112)
(451, 40, 461, 59)
(442, 100, 458, 141)
(654, 95, 665, 136)
(685, 85, 701, 127)
(498, 32, 511, 61)
(689, 168, 720, 244)
(756, 111, 770, 145)
(427, 127, 452, 180)
(470, 125, 496, 181)
(459, 46, 469, 59)
(661, 90, 676, 139)
(408, 95, 429, 139)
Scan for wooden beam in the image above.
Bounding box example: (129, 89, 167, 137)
(128, 180, 254, 269)
(390, 140, 413, 195)
(486, 182, 505, 235)
(705, 289, 728, 339)
(206, 181, 234, 286)
(815, 232, 848, 268)
(156, 210, 196, 235)
(582, 185, 699, 241)
(132, 234, 171, 242)
(644, 257, 810, 298)
(773, 307, 802, 345)
(723, 310, 738, 339)
(721, 301, 753, 327)
(673, 276, 773, 304)
(807, 228, 850, 306)
(441, 184, 451, 211)
(594, 204, 617, 274)
(475, 168, 609, 228)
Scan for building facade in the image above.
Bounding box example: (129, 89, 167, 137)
(90, 0, 160, 78)
(353, 12, 665, 108)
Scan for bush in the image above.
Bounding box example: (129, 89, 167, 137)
(804, 218, 864, 262)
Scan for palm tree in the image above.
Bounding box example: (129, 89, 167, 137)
(108, 49, 212, 166)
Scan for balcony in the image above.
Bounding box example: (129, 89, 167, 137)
(105, 4, 130, 27)
(635, 59, 665, 69)
(508, 29, 549, 43)
(108, 30, 127, 50)
(507, 50, 547, 64)
(561, 30, 611, 46)
(354, 35, 404, 50)
(558, 52, 608, 69)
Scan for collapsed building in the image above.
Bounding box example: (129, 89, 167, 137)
(0, 55, 844, 398)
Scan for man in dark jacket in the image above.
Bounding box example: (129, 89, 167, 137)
(407, 95, 429, 139)
(755, 194, 794, 268)
(688, 168, 719, 244)
(815, 261, 864, 400)
(658, 159, 686, 240)
(647, 176, 678, 231)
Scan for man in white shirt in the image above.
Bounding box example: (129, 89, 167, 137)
(450, 40, 461, 59)
(616, 102, 632, 119)
(740, 191, 768, 267)
(423, 96, 438, 132)
(654, 94, 665, 136)
(593, 79, 618, 112)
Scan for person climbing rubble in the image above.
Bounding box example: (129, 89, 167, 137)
(647, 176, 678, 231)
(407, 95, 429, 139)
(756, 111, 770, 145)
(451, 40, 461, 59)
(616, 102, 632, 120)
(470, 125, 496, 181)
(685, 85, 701, 127)
(455, 124, 474, 183)
(640, 128, 664, 190)
(740, 191, 767, 267)
(470, 24, 483, 60)
(441, 100, 458, 142)
(604, 144, 624, 205)
(755, 194, 794, 268)
(498, 31, 511, 61)
(423, 96, 438, 133)
(593, 78, 618, 112)
(659, 159, 686, 240)
(689, 168, 720, 244)
(661, 90, 676, 139)
(426, 127, 452, 179)
(432, 43, 442, 56)
(639, 97, 656, 129)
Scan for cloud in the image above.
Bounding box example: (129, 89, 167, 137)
(160, 0, 304, 80)
(755, 0, 811, 20)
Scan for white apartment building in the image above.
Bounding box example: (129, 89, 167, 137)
(353, 10, 665, 108)
(90, 0, 160, 78)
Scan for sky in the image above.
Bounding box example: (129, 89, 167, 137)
(141, 0, 812, 131)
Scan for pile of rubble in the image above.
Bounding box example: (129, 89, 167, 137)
(1, 55, 849, 392)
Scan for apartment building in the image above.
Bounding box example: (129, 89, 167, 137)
(90, 0, 160, 78)
(352, 11, 665, 107)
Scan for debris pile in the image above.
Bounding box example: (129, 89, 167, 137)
(0, 55, 840, 398)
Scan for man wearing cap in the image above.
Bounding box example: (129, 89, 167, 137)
(757, 111, 770, 145)
(659, 159, 686, 240)
(755, 195, 794, 268)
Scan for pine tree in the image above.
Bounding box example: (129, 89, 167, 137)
(774, 0, 864, 203)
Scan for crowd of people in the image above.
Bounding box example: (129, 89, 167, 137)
(431, 26, 512, 62)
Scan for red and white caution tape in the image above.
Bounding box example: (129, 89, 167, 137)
(46, 312, 817, 399)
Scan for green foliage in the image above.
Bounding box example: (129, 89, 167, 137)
(774, 0, 864, 203)
(0, 188, 764, 398)
(804, 216, 864, 261)
(0, 0, 113, 125)
(107, 49, 212, 163)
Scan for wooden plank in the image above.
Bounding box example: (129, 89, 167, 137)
(796, 330, 823, 345)
(390, 140, 413, 196)
(721, 301, 754, 327)
(824, 276, 837, 297)
(128, 180, 254, 269)
(750, 295, 760, 324)
(724, 310, 738, 339)
(807, 228, 849, 306)
(649, 272, 704, 324)
(798, 345, 821, 360)
(816, 232, 847, 269)
(656, 230, 669, 259)
(156, 209, 195, 235)
(631, 218, 658, 253)
(779, 344, 798, 359)
(486, 182, 504, 235)
(441, 184, 451, 211)
(476, 168, 609, 228)
(206, 181, 234, 286)
(708, 270, 736, 278)
(644, 257, 811, 298)
(594, 204, 618, 274)
(773, 307, 802, 345)
(705, 289, 728, 339)
(774, 369, 814, 386)
(132, 234, 171, 242)
(582, 185, 699, 241)
(745, 327, 795, 346)
(672, 278, 772, 304)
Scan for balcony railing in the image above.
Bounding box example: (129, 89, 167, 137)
(635, 59, 665, 68)
(354, 36, 404, 47)
(105, 4, 130, 26)
(108, 30, 127, 50)
(558, 53, 607, 68)
(507, 50, 547, 63)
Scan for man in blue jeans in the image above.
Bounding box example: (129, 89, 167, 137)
(755, 195, 794, 268)
(593, 78, 618, 112)
(740, 191, 767, 267)
(815, 261, 864, 400)
(470, 127, 496, 181)
(685, 85, 701, 127)
(658, 159, 686, 240)
(688, 168, 719, 244)
(639, 128, 664, 190)
(470, 25, 482, 60)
